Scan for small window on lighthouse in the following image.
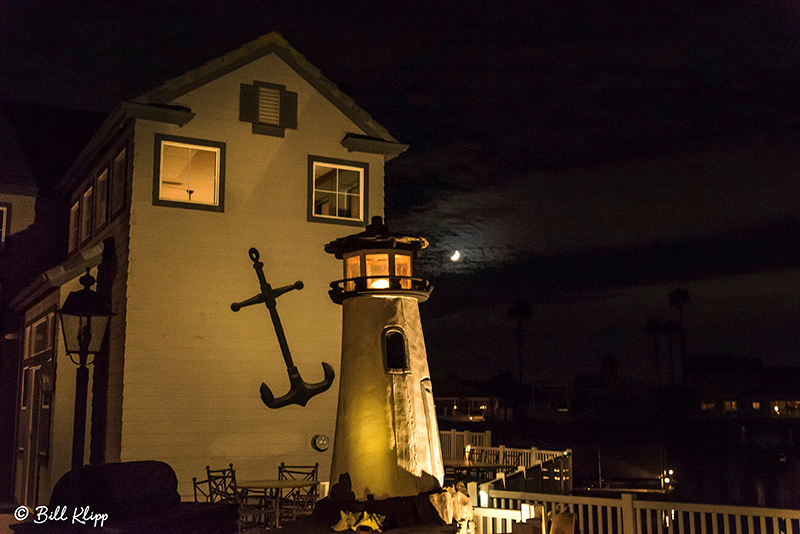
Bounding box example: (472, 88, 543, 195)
(395, 254, 412, 289)
(384, 328, 409, 372)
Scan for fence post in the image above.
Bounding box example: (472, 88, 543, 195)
(499, 445, 506, 465)
(468, 481, 479, 507)
(622, 493, 637, 534)
(486, 430, 492, 446)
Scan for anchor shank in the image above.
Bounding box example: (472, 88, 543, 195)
(252, 258, 296, 370)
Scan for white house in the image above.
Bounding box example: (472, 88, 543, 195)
(9, 32, 407, 506)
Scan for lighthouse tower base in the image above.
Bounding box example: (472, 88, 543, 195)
(330, 296, 444, 500)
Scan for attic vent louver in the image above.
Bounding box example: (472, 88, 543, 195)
(258, 86, 281, 126)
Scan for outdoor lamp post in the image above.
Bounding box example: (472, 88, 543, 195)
(58, 269, 111, 472)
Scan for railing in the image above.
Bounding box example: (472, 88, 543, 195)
(468, 488, 800, 534)
(481, 452, 573, 495)
(440, 429, 493, 461)
(468, 445, 569, 468)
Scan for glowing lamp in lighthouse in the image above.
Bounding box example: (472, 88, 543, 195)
(326, 216, 444, 500)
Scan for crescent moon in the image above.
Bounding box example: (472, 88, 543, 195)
(450, 250, 461, 262)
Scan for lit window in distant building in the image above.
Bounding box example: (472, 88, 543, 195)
(752, 401, 761, 410)
(154, 135, 225, 211)
(701, 402, 715, 411)
(723, 401, 738, 412)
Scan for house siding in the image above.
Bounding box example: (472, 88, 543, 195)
(122, 52, 384, 495)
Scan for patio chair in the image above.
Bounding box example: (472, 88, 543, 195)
(203, 464, 273, 533)
(278, 462, 319, 522)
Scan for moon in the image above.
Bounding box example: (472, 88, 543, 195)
(450, 250, 461, 262)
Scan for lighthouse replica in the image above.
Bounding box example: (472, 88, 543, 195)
(325, 216, 444, 500)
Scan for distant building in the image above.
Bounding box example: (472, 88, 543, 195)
(434, 380, 515, 422)
(4, 33, 407, 507)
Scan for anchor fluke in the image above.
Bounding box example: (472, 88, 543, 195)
(260, 362, 335, 408)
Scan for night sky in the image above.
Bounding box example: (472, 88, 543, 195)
(3, 1, 800, 384)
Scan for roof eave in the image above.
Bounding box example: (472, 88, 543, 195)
(340, 134, 409, 161)
(9, 243, 104, 313)
(57, 102, 195, 195)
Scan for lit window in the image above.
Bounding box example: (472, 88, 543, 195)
(80, 186, 93, 243)
(154, 135, 225, 212)
(701, 402, 715, 411)
(239, 81, 297, 137)
(94, 169, 108, 230)
(395, 253, 412, 289)
(752, 401, 761, 410)
(723, 401, 738, 412)
(110, 147, 127, 216)
(384, 328, 408, 372)
(68, 200, 80, 253)
(308, 156, 367, 224)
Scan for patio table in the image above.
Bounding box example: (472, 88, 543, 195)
(237, 479, 318, 528)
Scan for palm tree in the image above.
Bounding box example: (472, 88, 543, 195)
(644, 318, 662, 385)
(661, 320, 680, 385)
(508, 299, 533, 385)
(669, 287, 690, 384)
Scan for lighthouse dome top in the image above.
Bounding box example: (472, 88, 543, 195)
(324, 216, 428, 259)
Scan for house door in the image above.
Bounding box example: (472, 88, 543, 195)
(15, 311, 56, 507)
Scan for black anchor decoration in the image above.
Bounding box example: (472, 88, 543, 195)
(231, 248, 335, 408)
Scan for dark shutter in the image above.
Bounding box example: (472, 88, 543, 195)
(239, 83, 260, 123)
(279, 90, 298, 130)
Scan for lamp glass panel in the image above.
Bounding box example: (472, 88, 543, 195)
(395, 254, 412, 289)
(344, 255, 360, 292)
(365, 253, 389, 289)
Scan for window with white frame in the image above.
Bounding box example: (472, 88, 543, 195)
(68, 200, 79, 254)
(0, 204, 8, 249)
(80, 186, 93, 244)
(154, 135, 225, 212)
(308, 156, 367, 224)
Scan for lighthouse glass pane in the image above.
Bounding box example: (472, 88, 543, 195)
(345, 255, 360, 292)
(365, 253, 389, 289)
(395, 254, 412, 289)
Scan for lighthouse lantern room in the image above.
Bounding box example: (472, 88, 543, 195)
(325, 216, 444, 500)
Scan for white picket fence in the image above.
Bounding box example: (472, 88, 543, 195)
(467, 445, 570, 469)
(440, 429, 493, 460)
(469, 488, 800, 534)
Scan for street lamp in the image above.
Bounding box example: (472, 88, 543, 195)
(58, 269, 111, 472)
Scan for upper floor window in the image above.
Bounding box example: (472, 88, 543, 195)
(0, 204, 8, 251)
(94, 168, 108, 231)
(153, 135, 225, 212)
(68, 200, 79, 254)
(80, 186, 93, 244)
(110, 147, 127, 217)
(308, 156, 367, 226)
(239, 81, 297, 137)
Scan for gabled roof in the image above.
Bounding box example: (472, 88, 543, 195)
(132, 32, 400, 145)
